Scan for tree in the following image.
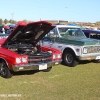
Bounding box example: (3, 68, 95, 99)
(12, 20, 17, 24)
(0, 18, 3, 25)
(9, 19, 12, 23)
(4, 19, 9, 24)
(95, 21, 100, 27)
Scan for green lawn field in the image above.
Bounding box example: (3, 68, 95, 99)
(0, 62, 100, 100)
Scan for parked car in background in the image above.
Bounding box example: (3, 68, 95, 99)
(0, 27, 9, 39)
(41, 25, 100, 67)
(0, 25, 4, 33)
(0, 24, 13, 39)
(0, 21, 62, 78)
(82, 29, 100, 39)
(0, 33, 9, 38)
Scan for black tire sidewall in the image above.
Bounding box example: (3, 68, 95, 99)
(42, 67, 52, 72)
(63, 51, 78, 67)
(0, 61, 12, 78)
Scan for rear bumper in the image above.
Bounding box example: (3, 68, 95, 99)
(12, 60, 62, 72)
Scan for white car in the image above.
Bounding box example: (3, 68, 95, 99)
(41, 25, 100, 67)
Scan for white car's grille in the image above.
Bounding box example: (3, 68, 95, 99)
(87, 46, 100, 53)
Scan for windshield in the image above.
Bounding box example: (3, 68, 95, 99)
(58, 27, 86, 38)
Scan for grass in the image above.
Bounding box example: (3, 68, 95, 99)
(0, 62, 100, 100)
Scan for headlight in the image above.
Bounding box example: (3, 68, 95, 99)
(57, 54, 61, 59)
(83, 47, 88, 54)
(22, 57, 27, 63)
(53, 54, 56, 59)
(16, 58, 21, 63)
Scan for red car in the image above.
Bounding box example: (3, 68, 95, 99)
(0, 21, 62, 78)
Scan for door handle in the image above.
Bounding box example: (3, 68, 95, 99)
(58, 46, 62, 48)
(49, 42, 52, 45)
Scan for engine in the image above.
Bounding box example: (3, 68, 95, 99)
(6, 43, 40, 55)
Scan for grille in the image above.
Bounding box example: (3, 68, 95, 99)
(87, 46, 100, 53)
(28, 52, 52, 64)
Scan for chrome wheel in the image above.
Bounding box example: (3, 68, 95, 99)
(0, 63, 6, 76)
(0, 61, 12, 78)
(63, 50, 79, 67)
(66, 53, 73, 64)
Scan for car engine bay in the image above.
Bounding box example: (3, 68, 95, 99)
(3, 42, 52, 63)
(6, 43, 39, 54)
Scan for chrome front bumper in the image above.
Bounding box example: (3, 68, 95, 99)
(12, 60, 62, 72)
(78, 55, 100, 60)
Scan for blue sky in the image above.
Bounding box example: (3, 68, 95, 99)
(0, 0, 100, 22)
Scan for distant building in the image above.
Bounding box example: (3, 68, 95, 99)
(45, 20, 68, 25)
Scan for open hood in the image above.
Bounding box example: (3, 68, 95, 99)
(2, 21, 55, 46)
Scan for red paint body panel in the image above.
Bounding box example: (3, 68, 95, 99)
(0, 21, 61, 72)
(41, 46, 62, 61)
(0, 38, 62, 71)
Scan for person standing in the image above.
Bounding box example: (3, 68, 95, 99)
(2, 27, 5, 34)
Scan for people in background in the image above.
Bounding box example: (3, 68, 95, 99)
(2, 27, 5, 34)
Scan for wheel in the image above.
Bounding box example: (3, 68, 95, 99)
(42, 67, 52, 72)
(63, 50, 79, 67)
(0, 60, 12, 78)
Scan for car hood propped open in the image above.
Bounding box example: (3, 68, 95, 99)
(2, 21, 55, 46)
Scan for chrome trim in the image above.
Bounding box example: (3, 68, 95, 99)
(78, 55, 100, 60)
(83, 46, 100, 54)
(12, 60, 62, 72)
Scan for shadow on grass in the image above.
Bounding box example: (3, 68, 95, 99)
(12, 70, 40, 77)
(79, 60, 92, 65)
(61, 60, 93, 67)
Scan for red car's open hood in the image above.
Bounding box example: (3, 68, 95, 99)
(2, 21, 55, 46)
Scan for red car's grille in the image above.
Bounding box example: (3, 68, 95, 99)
(28, 52, 52, 64)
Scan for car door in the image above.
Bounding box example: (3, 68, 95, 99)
(41, 28, 63, 51)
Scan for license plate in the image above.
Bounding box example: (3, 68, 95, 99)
(55, 62, 59, 64)
(39, 64, 47, 70)
(96, 56, 100, 59)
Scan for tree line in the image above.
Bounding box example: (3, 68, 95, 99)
(1, 18, 100, 28)
(0, 18, 17, 25)
(0, 18, 28, 25)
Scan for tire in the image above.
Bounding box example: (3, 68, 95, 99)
(63, 50, 79, 67)
(42, 67, 52, 72)
(0, 60, 12, 78)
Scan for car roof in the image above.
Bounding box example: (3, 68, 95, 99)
(82, 29, 100, 33)
(56, 25, 80, 28)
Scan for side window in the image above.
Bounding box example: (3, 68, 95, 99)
(49, 28, 59, 37)
(90, 33, 97, 39)
(42, 36, 51, 41)
(97, 34, 100, 39)
(84, 32, 89, 38)
(42, 27, 59, 42)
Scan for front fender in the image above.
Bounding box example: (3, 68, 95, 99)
(61, 45, 82, 56)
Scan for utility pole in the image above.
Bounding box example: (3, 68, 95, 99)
(11, 12, 14, 23)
